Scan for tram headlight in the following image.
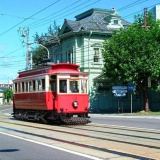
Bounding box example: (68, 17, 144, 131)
(72, 101, 78, 108)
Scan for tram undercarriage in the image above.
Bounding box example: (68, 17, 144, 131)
(13, 109, 91, 125)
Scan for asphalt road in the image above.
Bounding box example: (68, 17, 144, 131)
(0, 105, 160, 159)
(0, 132, 95, 160)
(1, 105, 160, 130)
(90, 114, 160, 130)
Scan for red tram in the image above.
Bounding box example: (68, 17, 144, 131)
(13, 63, 90, 124)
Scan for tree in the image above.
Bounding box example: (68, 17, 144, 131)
(102, 12, 160, 112)
(32, 21, 59, 67)
(32, 46, 48, 68)
(3, 89, 13, 103)
(33, 21, 59, 44)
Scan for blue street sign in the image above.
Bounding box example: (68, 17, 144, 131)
(112, 86, 127, 90)
(128, 86, 135, 91)
(112, 90, 127, 94)
(114, 93, 126, 97)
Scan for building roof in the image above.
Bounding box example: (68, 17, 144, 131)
(58, 8, 131, 35)
(44, 8, 131, 44)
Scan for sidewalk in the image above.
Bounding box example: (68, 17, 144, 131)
(89, 113, 160, 119)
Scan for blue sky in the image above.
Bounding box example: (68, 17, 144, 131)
(0, 0, 159, 83)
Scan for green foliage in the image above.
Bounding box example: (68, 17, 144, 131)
(3, 89, 13, 103)
(32, 21, 59, 67)
(32, 46, 48, 68)
(102, 12, 160, 91)
(33, 21, 59, 43)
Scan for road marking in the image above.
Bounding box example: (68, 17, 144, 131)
(91, 123, 160, 133)
(0, 131, 102, 160)
(0, 108, 12, 112)
(90, 114, 160, 119)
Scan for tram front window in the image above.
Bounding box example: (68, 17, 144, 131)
(69, 80, 79, 93)
(60, 80, 67, 93)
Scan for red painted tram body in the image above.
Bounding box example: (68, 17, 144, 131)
(13, 63, 90, 124)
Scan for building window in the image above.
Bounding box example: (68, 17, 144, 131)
(94, 48, 99, 62)
(66, 49, 73, 63)
(114, 20, 118, 24)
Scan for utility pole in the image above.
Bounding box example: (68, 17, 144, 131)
(18, 27, 30, 70)
(143, 8, 150, 112)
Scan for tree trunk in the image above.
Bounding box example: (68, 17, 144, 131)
(144, 78, 149, 112)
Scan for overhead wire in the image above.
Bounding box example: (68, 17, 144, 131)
(27, 0, 83, 28)
(0, 0, 157, 68)
(29, 0, 148, 29)
(0, 0, 60, 37)
(29, 0, 101, 29)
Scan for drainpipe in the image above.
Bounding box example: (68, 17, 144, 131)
(88, 31, 92, 97)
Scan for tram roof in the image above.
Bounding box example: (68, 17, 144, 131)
(17, 63, 88, 78)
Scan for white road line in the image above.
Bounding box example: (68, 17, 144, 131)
(90, 114, 160, 119)
(0, 131, 102, 160)
(91, 123, 160, 133)
(0, 108, 12, 112)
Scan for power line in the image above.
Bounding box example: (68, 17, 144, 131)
(30, 0, 101, 29)
(0, 0, 60, 37)
(0, 46, 24, 58)
(122, 3, 160, 19)
(117, 0, 148, 11)
(26, 0, 82, 28)
(29, 0, 148, 29)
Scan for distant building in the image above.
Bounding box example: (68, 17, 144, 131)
(0, 81, 13, 105)
(0, 89, 4, 105)
(149, 5, 160, 20)
(0, 81, 13, 90)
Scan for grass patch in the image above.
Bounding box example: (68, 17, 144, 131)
(135, 110, 160, 115)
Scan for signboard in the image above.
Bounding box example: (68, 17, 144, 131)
(112, 86, 127, 90)
(128, 86, 135, 91)
(112, 90, 127, 94)
(112, 86, 127, 97)
(114, 93, 126, 97)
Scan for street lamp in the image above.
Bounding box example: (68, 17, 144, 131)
(28, 42, 50, 59)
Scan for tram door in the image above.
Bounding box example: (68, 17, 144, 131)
(49, 75, 57, 108)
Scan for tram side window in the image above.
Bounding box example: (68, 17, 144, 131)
(22, 82, 24, 92)
(81, 80, 87, 93)
(26, 82, 28, 92)
(15, 83, 17, 93)
(29, 82, 32, 91)
(33, 80, 36, 91)
(60, 80, 67, 93)
(42, 79, 45, 90)
(18, 83, 20, 92)
(37, 80, 42, 91)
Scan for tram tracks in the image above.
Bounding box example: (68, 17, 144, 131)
(0, 119, 160, 148)
(0, 114, 160, 159)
